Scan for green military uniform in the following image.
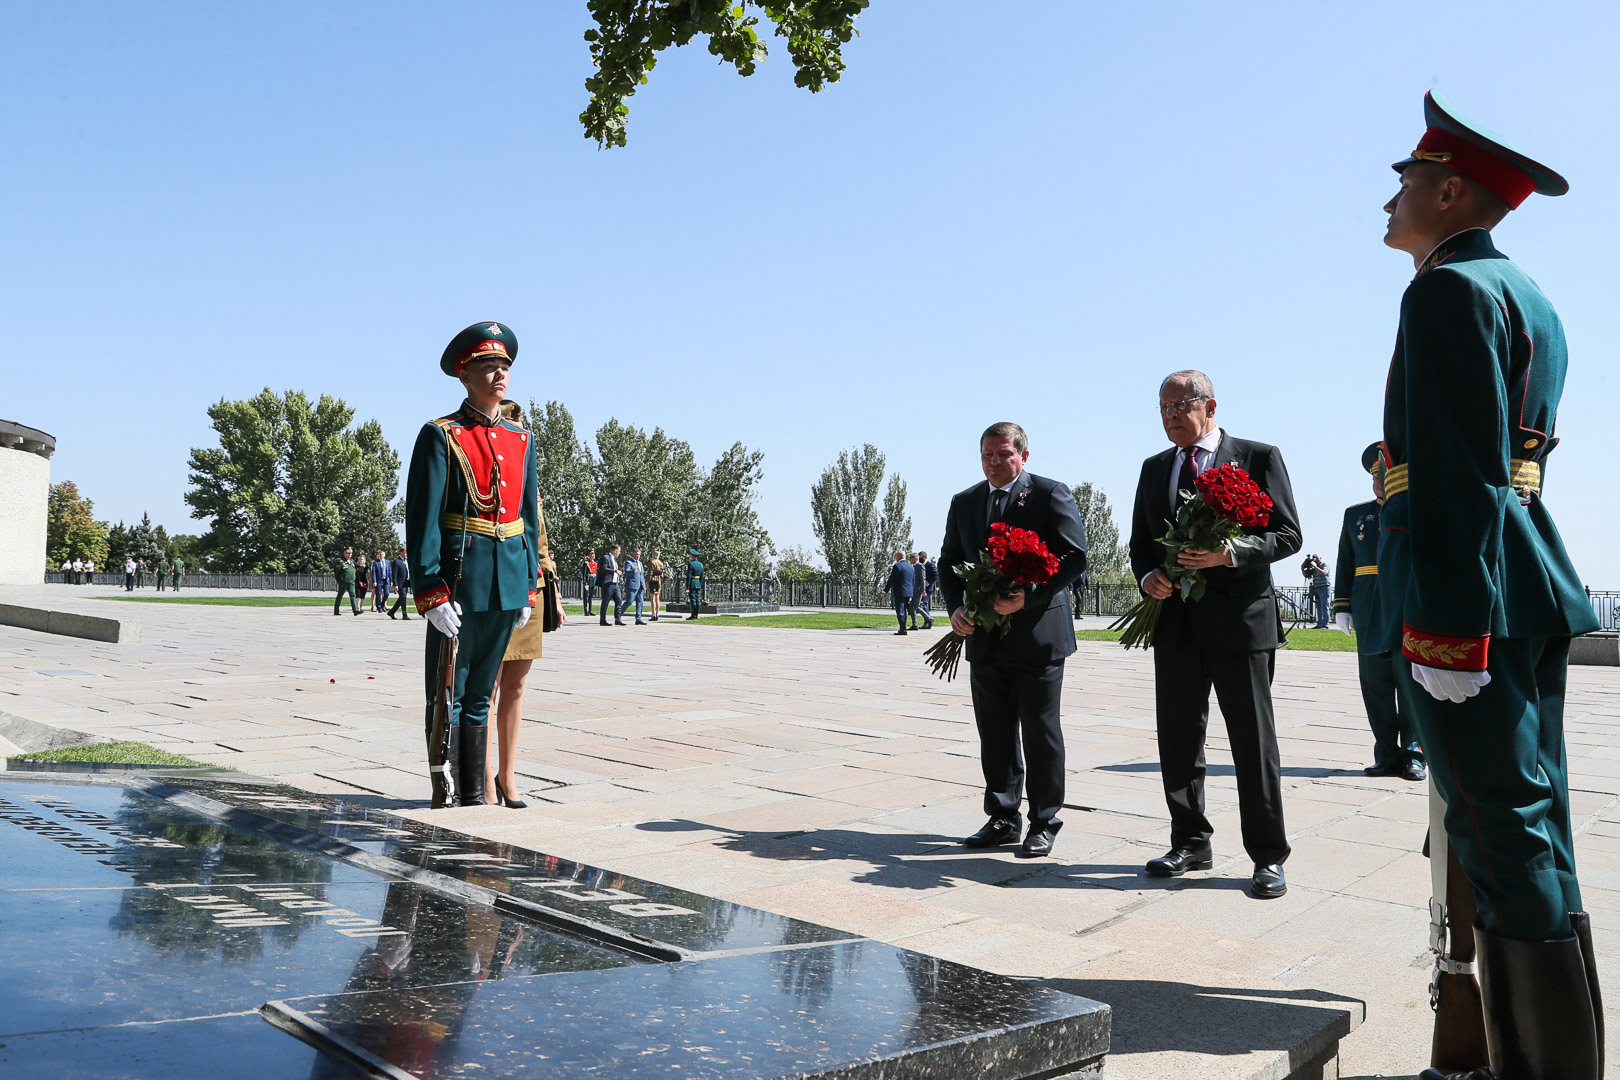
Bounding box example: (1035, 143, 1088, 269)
(334, 555, 360, 615)
(1333, 444, 1421, 776)
(157, 559, 169, 592)
(171, 559, 183, 590)
(1375, 94, 1602, 1080)
(685, 549, 704, 620)
(134, 561, 145, 589)
(406, 321, 539, 806)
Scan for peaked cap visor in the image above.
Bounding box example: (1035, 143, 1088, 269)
(1361, 441, 1384, 474)
(440, 321, 519, 377)
(1392, 91, 1567, 209)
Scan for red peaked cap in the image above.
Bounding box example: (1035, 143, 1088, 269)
(1392, 92, 1567, 210)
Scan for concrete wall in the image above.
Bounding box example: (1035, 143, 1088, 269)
(0, 444, 49, 586)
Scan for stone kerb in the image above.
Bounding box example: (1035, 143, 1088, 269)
(0, 602, 140, 644)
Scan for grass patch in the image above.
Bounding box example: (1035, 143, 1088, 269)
(662, 612, 918, 629)
(98, 596, 588, 616)
(10, 741, 215, 767)
(1076, 626, 1357, 652)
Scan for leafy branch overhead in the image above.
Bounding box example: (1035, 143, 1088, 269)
(581, 0, 868, 148)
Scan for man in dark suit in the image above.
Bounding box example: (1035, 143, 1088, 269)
(881, 552, 914, 635)
(388, 545, 412, 620)
(1130, 370, 1301, 899)
(940, 422, 1087, 858)
(597, 544, 624, 626)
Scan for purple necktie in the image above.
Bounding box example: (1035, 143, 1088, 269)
(1176, 447, 1199, 508)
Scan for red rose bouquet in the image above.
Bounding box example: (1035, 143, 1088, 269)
(1109, 463, 1273, 649)
(924, 521, 1062, 681)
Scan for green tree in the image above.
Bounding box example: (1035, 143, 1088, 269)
(688, 441, 773, 578)
(810, 444, 909, 580)
(775, 544, 823, 580)
(591, 418, 701, 554)
(1070, 480, 1129, 584)
(105, 521, 131, 563)
(527, 399, 597, 566)
(185, 389, 400, 572)
(46, 482, 109, 569)
(127, 513, 165, 566)
(582, 0, 868, 148)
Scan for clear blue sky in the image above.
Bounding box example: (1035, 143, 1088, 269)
(4, 2, 1615, 585)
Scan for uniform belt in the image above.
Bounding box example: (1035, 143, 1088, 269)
(1383, 459, 1541, 498)
(1355, 565, 1377, 576)
(441, 512, 523, 541)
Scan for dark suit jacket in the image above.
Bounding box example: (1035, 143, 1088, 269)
(885, 561, 915, 598)
(1128, 430, 1302, 652)
(391, 556, 410, 588)
(939, 471, 1088, 665)
(596, 553, 619, 588)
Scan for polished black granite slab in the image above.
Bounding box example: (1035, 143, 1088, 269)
(269, 943, 1108, 1080)
(0, 772, 1110, 1079)
(138, 774, 863, 958)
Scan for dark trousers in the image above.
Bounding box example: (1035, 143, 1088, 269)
(1357, 647, 1421, 767)
(891, 595, 910, 630)
(1400, 636, 1579, 940)
(1310, 584, 1331, 627)
(582, 580, 594, 614)
(423, 609, 517, 730)
(599, 584, 621, 624)
(968, 657, 1066, 826)
(124, 574, 134, 591)
(334, 582, 359, 614)
(389, 587, 411, 618)
(1153, 639, 1290, 865)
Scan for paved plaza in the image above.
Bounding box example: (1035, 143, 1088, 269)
(3, 584, 1618, 1079)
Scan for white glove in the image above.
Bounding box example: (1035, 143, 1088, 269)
(425, 600, 462, 638)
(514, 606, 531, 629)
(1411, 663, 1491, 703)
(1335, 613, 1353, 636)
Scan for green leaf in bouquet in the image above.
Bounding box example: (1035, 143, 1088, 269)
(1179, 574, 1195, 601)
(1189, 577, 1207, 602)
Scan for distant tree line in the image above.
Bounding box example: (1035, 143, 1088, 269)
(46, 484, 199, 571)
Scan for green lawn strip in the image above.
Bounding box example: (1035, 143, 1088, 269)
(662, 612, 916, 630)
(9, 741, 216, 768)
(97, 596, 588, 616)
(1078, 626, 1357, 651)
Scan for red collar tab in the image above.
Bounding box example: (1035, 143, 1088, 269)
(1411, 127, 1536, 210)
(454, 339, 510, 377)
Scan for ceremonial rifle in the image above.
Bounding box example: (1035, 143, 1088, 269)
(425, 488, 470, 809)
(1428, 780, 1489, 1072)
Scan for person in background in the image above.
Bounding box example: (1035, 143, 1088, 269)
(371, 550, 392, 613)
(882, 551, 914, 635)
(156, 556, 169, 591)
(353, 551, 369, 607)
(135, 558, 146, 589)
(59, 558, 70, 584)
(647, 549, 665, 621)
(581, 548, 597, 617)
(1302, 553, 1331, 629)
(909, 552, 930, 630)
(685, 548, 704, 620)
(620, 548, 647, 625)
(84, 557, 95, 584)
(170, 557, 182, 590)
(388, 545, 411, 620)
(334, 548, 360, 615)
(917, 550, 937, 630)
(124, 556, 136, 591)
(597, 544, 624, 627)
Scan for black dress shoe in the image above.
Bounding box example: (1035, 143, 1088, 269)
(1019, 824, 1058, 858)
(963, 817, 1020, 849)
(894, 629, 907, 636)
(1145, 845, 1213, 877)
(1363, 761, 1397, 777)
(1401, 759, 1428, 782)
(1250, 863, 1287, 899)
(1417, 1069, 1493, 1080)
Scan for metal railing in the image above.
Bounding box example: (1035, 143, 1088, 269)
(1588, 590, 1620, 632)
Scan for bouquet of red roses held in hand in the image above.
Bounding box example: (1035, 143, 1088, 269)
(924, 521, 1061, 681)
(1109, 463, 1273, 649)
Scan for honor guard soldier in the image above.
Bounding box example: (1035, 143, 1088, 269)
(1372, 93, 1602, 1080)
(685, 548, 703, 620)
(1333, 442, 1424, 781)
(406, 322, 541, 808)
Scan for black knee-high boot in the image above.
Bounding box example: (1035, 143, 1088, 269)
(1422, 922, 1602, 1080)
(455, 726, 488, 807)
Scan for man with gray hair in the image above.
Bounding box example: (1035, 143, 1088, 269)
(1129, 371, 1301, 899)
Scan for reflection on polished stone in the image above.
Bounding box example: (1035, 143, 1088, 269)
(1, 773, 1110, 1079)
(271, 943, 1108, 1079)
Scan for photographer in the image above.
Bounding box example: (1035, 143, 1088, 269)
(1301, 554, 1330, 629)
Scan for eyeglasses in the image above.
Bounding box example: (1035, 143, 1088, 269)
(1157, 397, 1208, 417)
